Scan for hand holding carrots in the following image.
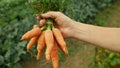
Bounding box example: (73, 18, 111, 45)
(21, 16, 69, 68)
(38, 11, 75, 38)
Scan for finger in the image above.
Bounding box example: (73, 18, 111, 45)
(36, 15, 41, 21)
(53, 22, 59, 28)
(41, 11, 60, 19)
(39, 19, 46, 27)
(33, 25, 39, 28)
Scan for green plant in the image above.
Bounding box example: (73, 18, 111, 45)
(0, 0, 36, 68)
(65, 0, 113, 23)
(95, 48, 120, 68)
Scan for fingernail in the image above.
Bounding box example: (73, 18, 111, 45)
(36, 16, 40, 20)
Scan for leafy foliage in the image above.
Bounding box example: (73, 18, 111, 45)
(95, 48, 120, 68)
(30, 0, 67, 13)
(0, 0, 114, 68)
(65, 0, 113, 23)
(0, 0, 36, 68)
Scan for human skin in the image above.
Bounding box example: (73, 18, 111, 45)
(37, 11, 120, 52)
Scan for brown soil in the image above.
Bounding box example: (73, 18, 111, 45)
(60, 44, 95, 68)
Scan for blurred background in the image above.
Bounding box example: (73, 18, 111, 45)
(0, 0, 120, 68)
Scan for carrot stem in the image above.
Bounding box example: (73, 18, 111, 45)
(46, 18, 53, 23)
(41, 24, 47, 31)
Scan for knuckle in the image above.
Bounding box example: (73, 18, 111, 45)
(56, 12, 62, 14)
(47, 11, 55, 14)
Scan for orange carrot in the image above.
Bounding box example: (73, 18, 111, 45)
(26, 36, 38, 51)
(21, 27, 41, 40)
(37, 31, 45, 60)
(26, 25, 40, 51)
(37, 51, 42, 60)
(45, 29, 54, 61)
(51, 41, 59, 68)
(52, 28, 68, 55)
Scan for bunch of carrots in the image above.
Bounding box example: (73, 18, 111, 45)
(21, 16, 68, 68)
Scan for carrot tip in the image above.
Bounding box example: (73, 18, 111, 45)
(21, 35, 26, 40)
(36, 57, 39, 60)
(46, 54, 50, 61)
(21, 37, 24, 40)
(63, 48, 68, 55)
(36, 56, 40, 60)
(27, 49, 29, 52)
(36, 51, 41, 60)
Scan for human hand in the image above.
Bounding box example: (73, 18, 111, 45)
(36, 11, 76, 38)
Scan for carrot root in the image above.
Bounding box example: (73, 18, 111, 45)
(45, 29, 54, 61)
(52, 28, 68, 55)
(37, 31, 45, 60)
(51, 41, 59, 68)
(26, 36, 38, 51)
(21, 27, 41, 40)
(37, 51, 42, 60)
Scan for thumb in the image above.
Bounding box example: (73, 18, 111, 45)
(41, 11, 59, 19)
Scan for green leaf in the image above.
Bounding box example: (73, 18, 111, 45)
(0, 55, 4, 65)
(109, 53, 115, 59)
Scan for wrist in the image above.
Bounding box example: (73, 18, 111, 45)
(70, 22, 91, 40)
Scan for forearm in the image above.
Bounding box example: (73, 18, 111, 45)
(71, 22, 120, 52)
